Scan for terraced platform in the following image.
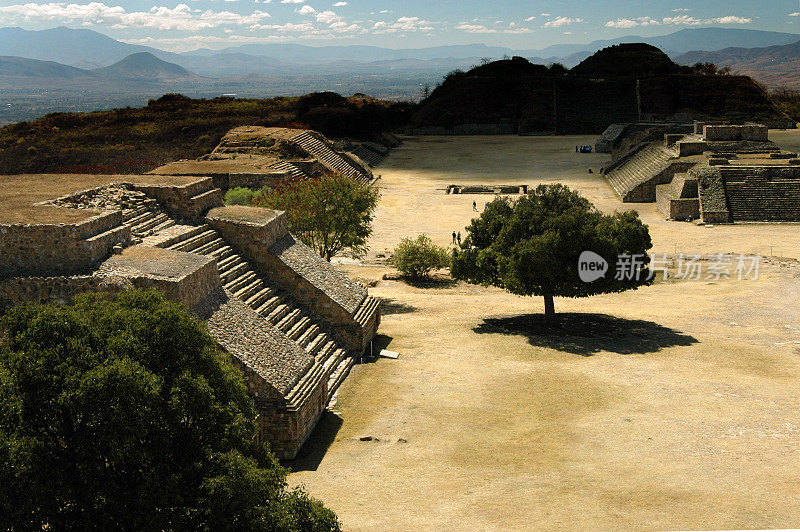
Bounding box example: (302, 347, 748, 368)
(604, 143, 697, 202)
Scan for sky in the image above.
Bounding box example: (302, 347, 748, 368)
(1, 0, 800, 52)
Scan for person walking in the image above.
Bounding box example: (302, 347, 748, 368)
(457, 232, 462, 246)
(472, 200, 477, 212)
(452, 231, 457, 245)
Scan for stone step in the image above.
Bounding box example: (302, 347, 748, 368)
(170, 230, 217, 253)
(219, 262, 249, 284)
(276, 307, 302, 332)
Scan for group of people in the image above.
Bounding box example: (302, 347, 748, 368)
(576, 145, 593, 153)
(452, 231, 461, 246)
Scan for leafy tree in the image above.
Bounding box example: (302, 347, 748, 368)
(452, 185, 652, 318)
(225, 186, 256, 206)
(391, 234, 451, 279)
(254, 172, 379, 261)
(0, 290, 339, 531)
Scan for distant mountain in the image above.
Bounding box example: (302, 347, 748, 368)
(0, 56, 92, 78)
(94, 52, 199, 82)
(185, 43, 515, 64)
(676, 40, 800, 89)
(0, 52, 199, 83)
(2, 26, 798, 77)
(522, 28, 800, 60)
(0, 26, 180, 67)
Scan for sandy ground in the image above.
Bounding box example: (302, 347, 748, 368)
(288, 134, 800, 530)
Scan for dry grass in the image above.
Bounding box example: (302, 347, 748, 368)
(288, 133, 800, 530)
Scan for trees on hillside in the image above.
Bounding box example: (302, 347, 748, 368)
(0, 290, 339, 531)
(451, 185, 653, 317)
(254, 172, 379, 261)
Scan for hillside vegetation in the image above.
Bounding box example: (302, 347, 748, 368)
(0, 92, 412, 175)
(412, 44, 790, 134)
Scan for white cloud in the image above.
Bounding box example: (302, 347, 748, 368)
(662, 15, 701, 25)
(0, 2, 272, 31)
(540, 13, 550, 17)
(662, 14, 751, 25)
(791, 12, 800, 17)
(605, 17, 660, 29)
(543, 16, 582, 28)
(296, 4, 316, 15)
(524, 16, 535, 22)
(372, 16, 433, 33)
(706, 16, 751, 24)
(332, 1, 347, 5)
(672, 8, 689, 12)
(280, 0, 304, 3)
(455, 22, 531, 34)
(315, 9, 340, 24)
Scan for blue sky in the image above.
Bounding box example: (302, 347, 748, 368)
(1, 0, 799, 52)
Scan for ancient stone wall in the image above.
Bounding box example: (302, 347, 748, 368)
(99, 246, 220, 310)
(254, 376, 328, 459)
(703, 124, 769, 142)
(132, 177, 223, 222)
(0, 211, 129, 278)
(0, 274, 131, 312)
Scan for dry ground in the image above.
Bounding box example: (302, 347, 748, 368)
(288, 134, 800, 530)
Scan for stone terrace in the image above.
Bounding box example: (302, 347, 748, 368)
(0, 161, 381, 458)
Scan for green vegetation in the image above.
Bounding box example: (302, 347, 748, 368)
(254, 173, 379, 261)
(0, 290, 339, 531)
(391, 234, 451, 279)
(771, 88, 800, 122)
(0, 92, 412, 175)
(452, 185, 652, 317)
(225, 186, 256, 206)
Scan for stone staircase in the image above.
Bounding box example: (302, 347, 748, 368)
(122, 200, 178, 238)
(605, 144, 675, 201)
(290, 131, 371, 185)
(720, 167, 800, 222)
(149, 219, 356, 403)
(351, 145, 385, 167)
(269, 161, 309, 181)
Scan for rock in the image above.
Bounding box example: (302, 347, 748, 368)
(397, 438, 408, 443)
(112, 244, 123, 255)
(359, 435, 374, 441)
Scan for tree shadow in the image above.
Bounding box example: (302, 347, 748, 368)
(473, 313, 698, 357)
(377, 297, 417, 315)
(401, 276, 458, 289)
(282, 410, 343, 472)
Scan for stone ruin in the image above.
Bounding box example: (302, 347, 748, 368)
(597, 122, 800, 223)
(0, 125, 387, 459)
(149, 126, 386, 190)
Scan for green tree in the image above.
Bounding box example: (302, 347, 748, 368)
(225, 186, 256, 206)
(391, 234, 451, 279)
(0, 290, 339, 531)
(452, 184, 652, 318)
(255, 172, 378, 261)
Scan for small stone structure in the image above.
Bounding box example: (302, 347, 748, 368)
(601, 121, 800, 223)
(0, 130, 383, 458)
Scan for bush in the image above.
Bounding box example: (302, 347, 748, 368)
(225, 186, 255, 206)
(26, 146, 37, 156)
(391, 234, 451, 279)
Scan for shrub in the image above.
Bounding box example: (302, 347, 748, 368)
(26, 146, 37, 156)
(391, 234, 451, 279)
(225, 186, 255, 206)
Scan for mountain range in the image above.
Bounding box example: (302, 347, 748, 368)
(675, 40, 800, 89)
(0, 52, 198, 82)
(2, 26, 800, 75)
